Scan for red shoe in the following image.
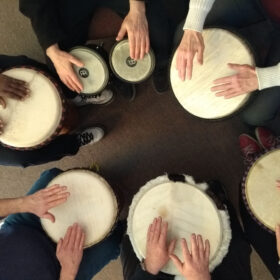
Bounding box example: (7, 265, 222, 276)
(239, 134, 262, 160)
(255, 127, 277, 150)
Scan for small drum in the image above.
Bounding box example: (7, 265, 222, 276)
(70, 45, 109, 95)
(110, 39, 155, 83)
(242, 148, 280, 233)
(170, 28, 255, 120)
(41, 169, 119, 247)
(0, 66, 69, 150)
(128, 174, 232, 276)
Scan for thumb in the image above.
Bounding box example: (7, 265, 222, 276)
(168, 239, 177, 255)
(42, 212, 55, 223)
(228, 63, 242, 71)
(170, 254, 183, 272)
(0, 97, 6, 109)
(68, 54, 84, 67)
(116, 25, 127, 41)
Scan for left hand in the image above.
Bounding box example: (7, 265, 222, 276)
(211, 63, 258, 99)
(144, 217, 176, 275)
(116, 1, 149, 60)
(23, 184, 70, 222)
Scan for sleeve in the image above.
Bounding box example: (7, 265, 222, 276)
(256, 63, 280, 90)
(129, 264, 158, 280)
(19, 0, 65, 50)
(183, 0, 215, 32)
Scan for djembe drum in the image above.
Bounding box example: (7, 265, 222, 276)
(170, 28, 255, 120)
(128, 174, 232, 277)
(41, 169, 119, 248)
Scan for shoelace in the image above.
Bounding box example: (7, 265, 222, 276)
(78, 132, 94, 146)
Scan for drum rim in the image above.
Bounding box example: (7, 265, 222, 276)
(127, 174, 229, 274)
(169, 27, 257, 121)
(70, 46, 110, 95)
(242, 147, 280, 234)
(0, 66, 66, 150)
(109, 39, 155, 84)
(40, 168, 119, 248)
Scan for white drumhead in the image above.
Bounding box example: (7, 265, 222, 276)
(41, 170, 118, 247)
(245, 149, 280, 231)
(170, 28, 255, 119)
(110, 39, 155, 83)
(70, 47, 109, 94)
(0, 68, 62, 148)
(128, 178, 223, 275)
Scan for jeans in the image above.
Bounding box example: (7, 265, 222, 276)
(4, 168, 125, 280)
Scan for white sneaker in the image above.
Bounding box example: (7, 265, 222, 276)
(71, 89, 114, 106)
(77, 127, 104, 146)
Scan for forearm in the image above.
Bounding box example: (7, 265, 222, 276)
(183, 0, 215, 32)
(256, 63, 280, 90)
(0, 197, 25, 217)
(129, 0, 146, 14)
(59, 268, 77, 280)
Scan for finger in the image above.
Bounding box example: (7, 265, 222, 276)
(170, 254, 183, 273)
(68, 55, 84, 68)
(46, 192, 70, 204)
(10, 77, 28, 86)
(44, 185, 67, 195)
(215, 89, 236, 98)
(197, 235, 204, 259)
(9, 83, 30, 98)
(159, 221, 168, 245)
(147, 223, 153, 242)
(211, 83, 232, 92)
(213, 76, 232, 85)
(190, 234, 199, 260)
(204, 239, 210, 260)
(145, 36, 150, 54)
(74, 224, 82, 250)
(0, 97, 6, 109)
(186, 53, 194, 80)
(134, 34, 140, 60)
(3, 89, 22, 100)
(66, 76, 81, 93)
(56, 238, 63, 254)
(197, 45, 204, 65)
(63, 225, 73, 248)
(228, 63, 242, 71)
(79, 231, 85, 250)
(69, 73, 83, 93)
(128, 31, 136, 60)
(149, 218, 157, 241)
(116, 25, 127, 41)
(47, 197, 69, 209)
(179, 57, 187, 81)
(42, 212, 55, 223)
(140, 35, 146, 60)
(69, 223, 78, 251)
(63, 77, 75, 92)
(153, 217, 162, 242)
(181, 238, 191, 262)
(168, 239, 177, 255)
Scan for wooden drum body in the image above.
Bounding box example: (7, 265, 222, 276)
(41, 169, 119, 248)
(128, 174, 232, 277)
(170, 28, 255, 120)
(242, 148, 280, 233)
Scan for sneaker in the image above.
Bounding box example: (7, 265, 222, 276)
(152, 66, 170, 94)
(112, 78, 136, 102)
(255, 127, 277, 150)
(71, 89, 114, 106)
(77, 127, 104, 147)
(239, 134, 262, 161)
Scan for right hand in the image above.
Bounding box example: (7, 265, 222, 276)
(0, 74, 30, 105)
(46, 44, 84, 93)
(170, 234, 211, 280)
(56, 223, 85, 280)
(176, 30, 204, 81)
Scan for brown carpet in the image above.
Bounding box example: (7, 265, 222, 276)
(0, 0, 273, 279)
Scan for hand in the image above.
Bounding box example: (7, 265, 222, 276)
(176, 30, 204, 81)
(276, 180, 280, 190)
(0, 74, 30, 104)
(57, 223, 85, 280)
(46, 44, 84, 93)
(23, 184, 70, 222)
(170, 234, 211, 280)
(144, 217, 176, 275)
(116, 1, 149, 60)
(211, 63, 258, 99)
(0, 119, 3, 135)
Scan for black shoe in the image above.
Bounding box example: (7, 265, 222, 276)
(111, 78, 136, 102)
(152, 66, 170, 94)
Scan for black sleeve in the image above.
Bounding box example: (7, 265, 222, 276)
(129, 264, 158, 280)
(19, 0, 65, 50)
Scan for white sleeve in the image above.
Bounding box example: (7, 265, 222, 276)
(256, 64, 280, 90)
(183, 0, 215, 32)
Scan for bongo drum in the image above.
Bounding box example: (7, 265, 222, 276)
(41, 169, 119, 247)
(110, 39, 155, 83)
(170, 28, 255, 120)
(242, 148, 280, 233)
(70, 45, 109, 95)
(0, 66, 69, 150)
(128, 174, 232, 276)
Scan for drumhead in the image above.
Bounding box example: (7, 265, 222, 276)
(244, 149, 280, 232)
(170, 28, 255, 119)
(70, 46, 109, 94)
(0, 68, 63, 148)
(128, 176, 226, 275)
(110, 39, 155, 83)
(41, 170, 118, 247)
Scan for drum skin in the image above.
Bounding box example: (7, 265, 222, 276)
(110, 39, 155, 83)
(0, 67, 65, 150)
(41, 169, 119, 248)
(170, 28, 255, 120)
(242, 148, 280, 233)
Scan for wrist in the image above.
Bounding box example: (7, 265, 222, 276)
(184, 272, 211, 280)
(15, 197, 27, 213)
(144, 260, 159, 275)
(46, 43, 60, 59)
(129, 1, 146, 14)
(59, 267, 76, 280)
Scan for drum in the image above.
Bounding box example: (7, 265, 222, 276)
(70, 45, 109, 95)
(127, 174, 232, 276)
(0, 66, 69, 150)
(41, 169, 119, 248)
(170, 28, 255, 120)
(242, 148, 280, 233)
(110, 39, 155, 83)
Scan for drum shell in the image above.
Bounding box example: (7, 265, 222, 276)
(0, 66, 70, 151)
